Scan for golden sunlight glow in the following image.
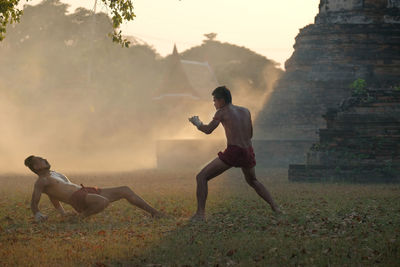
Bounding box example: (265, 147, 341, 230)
(24, 0, 320, 67)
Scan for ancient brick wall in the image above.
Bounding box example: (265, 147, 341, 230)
(289, 89, 400, 182)
(255, 0, 400, 140)
(319, 0, 363, 13)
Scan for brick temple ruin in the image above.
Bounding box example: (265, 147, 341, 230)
(289, 89, 400, 182)
(256, 0, 400, 140)
(253, 0, 400, 179)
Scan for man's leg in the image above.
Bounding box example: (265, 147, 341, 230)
(100, 186, 162, 217)
(193, 157, 231, 220)
(81, 194, 110, 218)
(241, 167, 281, 213)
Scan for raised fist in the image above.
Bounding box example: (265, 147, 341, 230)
(188, 116, 203, 127)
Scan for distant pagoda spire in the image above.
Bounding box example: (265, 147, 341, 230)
(154, 44, 199, 100)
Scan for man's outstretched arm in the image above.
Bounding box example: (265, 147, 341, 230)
(189, 116, 220, 134)
(31, 180, 47, 222)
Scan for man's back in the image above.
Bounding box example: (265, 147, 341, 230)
(215, 104, 253, 148)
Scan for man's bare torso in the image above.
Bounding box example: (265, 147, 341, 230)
(214, 104, 253, 148)
(38, 171, 80, 204)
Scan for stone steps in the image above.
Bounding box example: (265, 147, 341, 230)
(289, 89, 400, 182)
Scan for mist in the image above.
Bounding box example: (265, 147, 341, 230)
(0, 0, 282, 173)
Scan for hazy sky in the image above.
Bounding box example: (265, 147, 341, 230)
(24, 0, 320, 68)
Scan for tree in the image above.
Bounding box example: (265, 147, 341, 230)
(0, 0, 23, 41)
(0, 0, 135, 46)
(181, 39, 283, 94)
(203, 32, 217, 42)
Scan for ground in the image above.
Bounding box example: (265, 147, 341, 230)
(0, 169, 399, 266)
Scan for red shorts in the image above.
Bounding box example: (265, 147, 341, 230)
(69, 185, 102, 213)
(218, 145, 256, 169)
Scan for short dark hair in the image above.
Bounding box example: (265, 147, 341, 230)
(212, 86, 232, 104)
(24, 155, 36, 172)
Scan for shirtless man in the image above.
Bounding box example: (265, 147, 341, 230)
(24, 155, 163, 222)
(189, 86, 280, 220)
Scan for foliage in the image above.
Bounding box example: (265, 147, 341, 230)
(310, 143, 321, 151)
(180, 38, 284, 94)
(203, 32, 217, 42)
(350, 78, 367, 96)
(0, 170, 399, 266)
(0, 0, 135, 46)
(102, 0, 135, 47)
(0, 0, 23, 41)
(0, 0, 162, 159)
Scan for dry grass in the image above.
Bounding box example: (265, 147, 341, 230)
(0, 169, 399, 266)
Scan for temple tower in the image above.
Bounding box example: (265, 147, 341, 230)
(255, 0, 400, 140)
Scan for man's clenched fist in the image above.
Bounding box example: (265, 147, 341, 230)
(188, 116, 203, 127)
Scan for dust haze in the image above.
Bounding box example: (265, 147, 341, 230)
(0, 0, 282, 174)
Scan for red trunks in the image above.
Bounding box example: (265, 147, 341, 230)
(218, 145, 256, 168)
(69, 185, 101, 213)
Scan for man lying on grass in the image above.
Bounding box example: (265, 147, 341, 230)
(188, 86, 281, 221)
(24, 155, 163, 222)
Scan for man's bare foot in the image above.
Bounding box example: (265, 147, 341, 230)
(272, 205, 282, 214)
(190, 213, 206, 222)
(273, 206, 287, 216)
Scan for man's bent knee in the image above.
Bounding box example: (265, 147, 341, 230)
(119, 186, 132, 196)
(196, 173, 207, 183)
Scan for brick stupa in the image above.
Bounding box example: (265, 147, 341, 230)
(255, 0, 400, 140)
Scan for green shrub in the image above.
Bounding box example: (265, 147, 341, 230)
(350, 79, 367, 96)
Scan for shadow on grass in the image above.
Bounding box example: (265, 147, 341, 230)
(106, 194, 287, 266)
(104, 168, 291, 266)
(104, 177, 400, 266)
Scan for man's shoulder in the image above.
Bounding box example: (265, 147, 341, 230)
(213, 108, 225, 120)
(232, 104, 250, 114)
(34, 176, 49, 188)
(49, 171, 70, 182)
(50, 170, 67, 177)
(50, 170, 61, 177)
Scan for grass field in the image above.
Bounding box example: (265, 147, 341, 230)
(0, 169, 399, 266)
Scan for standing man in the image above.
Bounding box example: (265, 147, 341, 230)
(189, 86, 280, 220)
